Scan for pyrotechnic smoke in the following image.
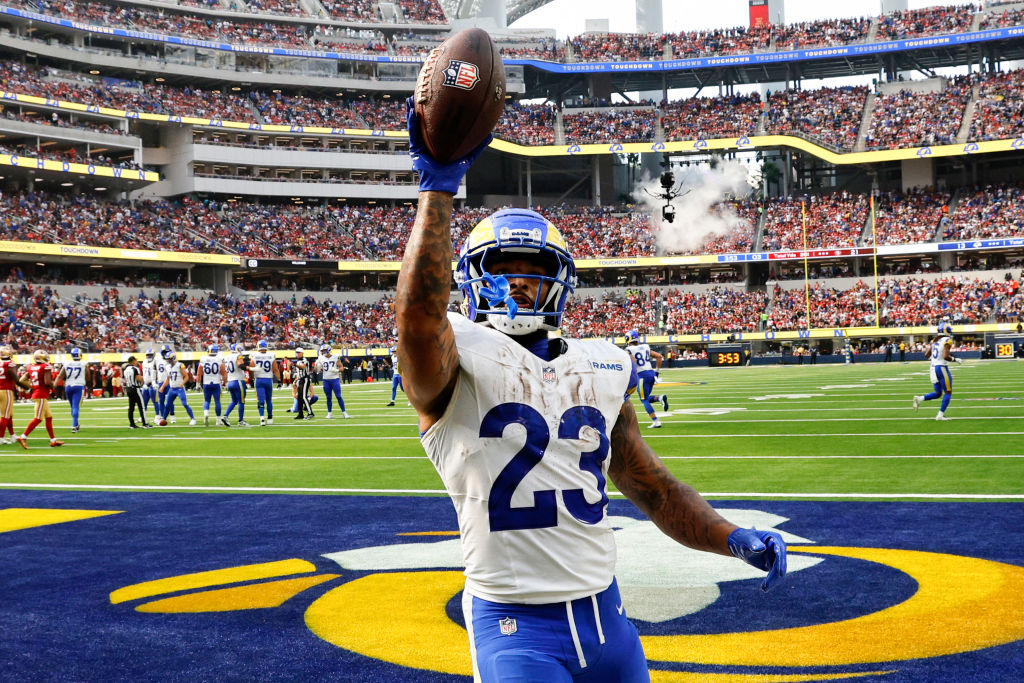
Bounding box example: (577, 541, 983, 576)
(634, 160, 755, 253)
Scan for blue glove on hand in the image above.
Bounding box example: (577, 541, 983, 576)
(406, 97, 492, 194)
(727, 527, 787, 592)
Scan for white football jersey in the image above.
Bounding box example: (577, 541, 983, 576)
(199, 354, 223, 386)
(224, 353, 246, 383)
(421, 313, 632, 604)
(250, 351, 276, 379)
(317, 354, 340, 380)
(166, 362, 187, 388)
(391, 352, 401, 378)
(142, 359, 156, 386)
(155, 357, 171, 383)
(930, 336, 952, 367)
(626, 342, 655, 375)
(63, 359, 87, 387)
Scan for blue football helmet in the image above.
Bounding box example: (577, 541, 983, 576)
(319, 343, 332, 355)
(160, 343, 173, 359)
(455, 209, 577, 335)
(258, 340, 268, 350)
(626, 330, 640, 343)
(70, 348, 81, 359)
(938, 323, 953, 335)
(166, 351, 177, 362)
(145, 348, 155, 358)
(209, 344, 219, 354)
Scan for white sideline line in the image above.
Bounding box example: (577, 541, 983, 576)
(0, 482, 1019, 499)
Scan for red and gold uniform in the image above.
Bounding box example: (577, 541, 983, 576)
(16, 353, 62, 448)
(0, 357, 17, 438)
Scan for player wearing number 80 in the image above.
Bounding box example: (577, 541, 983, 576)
(398, 103, 787, 683)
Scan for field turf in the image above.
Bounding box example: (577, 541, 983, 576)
(2, 359, 1022, 500)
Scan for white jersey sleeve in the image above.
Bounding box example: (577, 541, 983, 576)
(63, 360, 87, 387)
(391, 353, 401, 378)
(420, 313, 632, 604)
(155, 358, 170, 383)
(200, 355, 223, 385)
(142, 360, 156, 386)
(167, 362, 186, 388)
(318, 355, 340, 380)
(224, 353, 246, 382)
(251, 351, 276, 379)
(930, 336, 952, 367)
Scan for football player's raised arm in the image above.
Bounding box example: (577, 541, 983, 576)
(608, 400, 736, 555)
(651, 349, 664, 370)
(396, 192, 458, 429)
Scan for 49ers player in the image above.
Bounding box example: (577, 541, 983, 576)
(16, 349, 64, 449)
(0, 345, 23, 444)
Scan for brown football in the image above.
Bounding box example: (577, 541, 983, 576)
(413, 28, 505, 164)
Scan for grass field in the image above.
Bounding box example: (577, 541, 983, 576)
(2, 358, 1022, 500)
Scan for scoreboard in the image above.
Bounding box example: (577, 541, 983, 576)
(708, 343, 749, 367)
(992, 334, 1024, 359)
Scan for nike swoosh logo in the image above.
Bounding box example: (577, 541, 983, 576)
(616, 603, 624, 615)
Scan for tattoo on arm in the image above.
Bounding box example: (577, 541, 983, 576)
(609, 402, 736, 555)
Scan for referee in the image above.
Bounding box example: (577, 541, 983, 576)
(122, 356, 151, 429)
(292, 349, 315, 420)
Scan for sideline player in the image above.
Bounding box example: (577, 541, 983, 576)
(56, 347, 89, 433)
(223, 343, 250, 426)
(198, 344, 229, 427)
(155, 344, 175, 423)
(396, 109, 786, 682)
(913, 323, 963, 421)
(141, 348, 158, 420)
(159, 351, 197, 426)
(0, 345, 21, 444)
(251, 339, 279, 426)
(625, 329, 669, 428)
(386, 346, 405, 407)
(16, 349, 64, 448)
(316, 343, 348, 418)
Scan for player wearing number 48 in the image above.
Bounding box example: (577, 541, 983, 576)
(398, 97, 787, 682)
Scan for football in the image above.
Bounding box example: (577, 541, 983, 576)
(158, 419, 167, 427)
(413, 28, 505, 164)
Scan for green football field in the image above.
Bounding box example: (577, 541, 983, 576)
(2, 359, 1022, 500)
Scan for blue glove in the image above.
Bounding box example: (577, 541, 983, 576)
(406, 97, 492, 194)
(727, 527, 787, 592)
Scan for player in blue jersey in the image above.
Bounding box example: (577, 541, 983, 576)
(316, 344, 348, 418)
(385, 346, 405, 406)
(158, 352, 196, 426)
(396, 106, 786, 683)
(251, 339, 280, 426)
(56, 348, 89, 433)
(624, 330, 669, 428)
(223, 343, 250, 426)
(914, 323, 963, 421)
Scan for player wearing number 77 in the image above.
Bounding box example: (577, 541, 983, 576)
(397, 102, 787, 683)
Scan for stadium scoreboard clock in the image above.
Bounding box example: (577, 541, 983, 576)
(708, 343, 749, 367)
(992, 334, 1024, 359)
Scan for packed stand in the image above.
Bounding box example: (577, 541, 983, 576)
(660, 94, 762, 140)
(664, 25, 771, 58)
(569, 33, 665, 62)
(765, 86, 866, 150)
(674, 202, 760, 256)
(880, 276, 1015, 325)
(253, 91, 364, 128)
(873, 190, 951, 245)
(981, 7, 1024, 29)
(945, 184, 1024, 241)
(968, 69, 1024, 142)
(761, 193, 868, 251)
(395, 0, 447, 24)
(875, 5, 978, 41)
(318, 0, 385, 22)
(242, 0, 311, 17)
(562, 108, 656, 144)
(494, 103, 557, 146)
(866, 77, 973, 150)
(771, 17, 871, 50)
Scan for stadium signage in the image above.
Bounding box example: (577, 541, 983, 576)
(0, 150, 159, 181)
(0, 240, 240, 265)
(937, 237, 1024, 251)
(2, 5, 1023, 73)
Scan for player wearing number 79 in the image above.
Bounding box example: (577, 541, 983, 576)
(397, 102, 787, 683)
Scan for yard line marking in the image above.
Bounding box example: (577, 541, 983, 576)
(0, 483, 1020, 500)
(641, 431, 1024, 437)
(2, 453, 1020, 461)
(664, 416, 1024, 424)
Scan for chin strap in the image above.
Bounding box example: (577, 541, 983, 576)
(479, 273, 518, 320)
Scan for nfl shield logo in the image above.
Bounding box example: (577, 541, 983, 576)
(542, 366, 556, 384)
(499, 617, 517, 636)
(442, 60, 480, 90)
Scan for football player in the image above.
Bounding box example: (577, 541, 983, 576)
(316, 343, 348, 418)
(16, 349, 64, 448)
(158, 351, 196, 426)
(155, 344, 175, 424)
(624, 329, 669, 428)
(386, 346, 405, 407)
(397, 110, 786, 683)
(223, 343, 249, 426)
(914, 323, 963, 421)
(251, 340, 280, 426)
(197, 344, 229, 427)
(141, 348, 157, 419)
(0, 345, 21, 444)
(56, 348, 89, 433)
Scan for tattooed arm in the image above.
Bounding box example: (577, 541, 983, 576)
(395, 191, 459, 432)
(608, 400, 737, 555)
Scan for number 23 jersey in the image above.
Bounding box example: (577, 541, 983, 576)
(421, 312, 633, 604)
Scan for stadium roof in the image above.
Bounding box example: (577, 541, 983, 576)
(440, 0, 554, 24)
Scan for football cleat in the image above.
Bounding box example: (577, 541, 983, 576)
(343, 411, 350, 418)
(648, 421, 662, 429)
(267, 418, 274, 425)
(219, 417, 230, 427)
(129, 425, 140, 429)
(204, 415, 210, 427)
(0, 437, 11, 445)
(259, 417, 267, 426)
(169, 417, 177, 424)
(913, 396, 921, 412)
(189, 419, 197, 426)
(386, 401, 395, 407)
(143, 424, 154, 429)
(326, 412, 332, 419)
(71, 425, 80, 433)
(936, 414, 951, 421)
(661, 395, 669, 411)
(50, 439, 64, 448)
(238, 420, 250, 427)
(294, 414, 304, 420)
(15, 435, 28, 449)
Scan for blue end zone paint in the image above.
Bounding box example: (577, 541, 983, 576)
(0, 491, 1022, 682)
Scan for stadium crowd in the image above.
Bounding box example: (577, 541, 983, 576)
(761, 193, 869, 251)
(866, 77, 974, 150)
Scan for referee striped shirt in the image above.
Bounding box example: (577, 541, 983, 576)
(122, 364, 142, 389)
